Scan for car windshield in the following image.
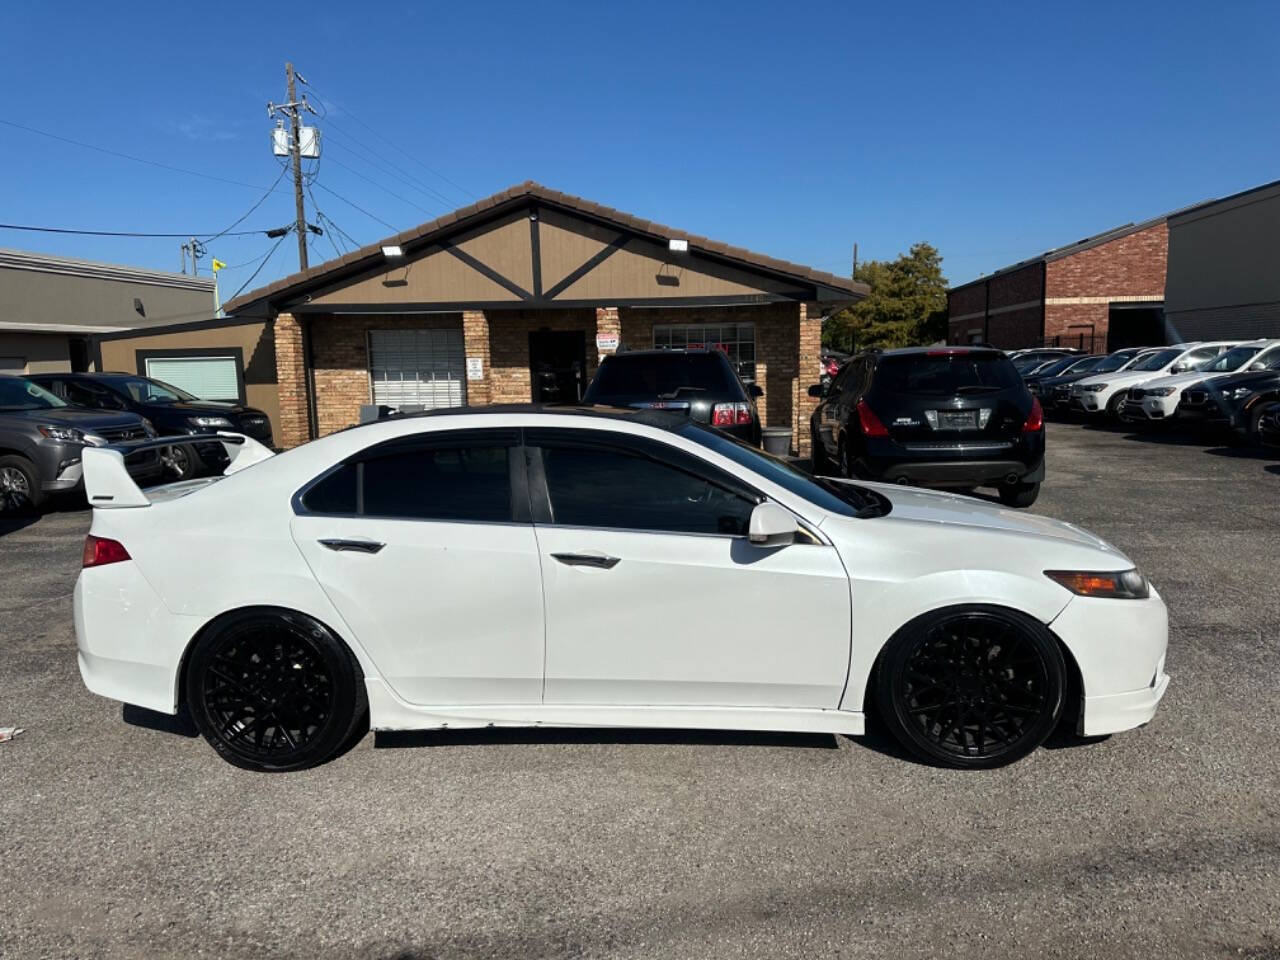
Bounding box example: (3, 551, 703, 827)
(0, 376, 67, 411)
(1263, 349, 1280, 370)
(1199, 345, 1260, 372)
(111, 376, 196, 404)
(1031, 356, 1079, 377)
(587, 353, 738, 399)
(678, 422, 887, 518)
(876, 351, 1022, 396)
(1063, 355, 1105, 374)
(1094, 351, 1140, 373)
(1129, 348, 1182, 372)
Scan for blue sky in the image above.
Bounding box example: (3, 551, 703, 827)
(2, 0, 1277, 299)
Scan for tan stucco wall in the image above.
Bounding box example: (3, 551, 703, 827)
(96, 321, 280, 442)
(0, 331, 71, 374)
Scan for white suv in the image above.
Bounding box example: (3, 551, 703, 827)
(1070, 342, 1239, 419)
(1128, 340, 1280, 421)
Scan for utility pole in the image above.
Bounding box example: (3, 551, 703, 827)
(851, 242, 858, 279)
(269, 62, 317, 271)
(285, 63, 308, 270)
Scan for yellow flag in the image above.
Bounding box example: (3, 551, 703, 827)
(211, 258, 226, 272)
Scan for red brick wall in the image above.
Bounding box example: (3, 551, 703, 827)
(947, 263, 1043, 347)
(1044, 221, 1167, 342)
(273, 313, 309, 449)
(489, 308, 599, 404)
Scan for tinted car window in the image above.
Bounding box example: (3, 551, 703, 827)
(0, 377, 66, 411)
(541, 444, 753, 535)
(875, 352, 1022, 396)
(302, 445, 511, 522)
(65, 380, 127, 409)
(586, 353, 738, 399)
(1129, 349, 1181, 372)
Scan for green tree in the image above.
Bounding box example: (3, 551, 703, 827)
(823, 242, 948, 353)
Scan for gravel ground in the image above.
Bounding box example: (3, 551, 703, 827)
(1, 420, 1278, 959)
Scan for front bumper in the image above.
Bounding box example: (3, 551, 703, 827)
(1049, 589, 1170, 737)
(1136, 395, 1178, 420)
(1074, 390, 1108, 413)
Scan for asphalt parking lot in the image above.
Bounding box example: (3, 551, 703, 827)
(2, 420, 1278, 959)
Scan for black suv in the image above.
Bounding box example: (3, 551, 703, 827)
(0, 374, 162, 513)
(582, 349, 763, 445)
(30, 372, 273, 478)
(808, 346, 1045, 507)
(1176, 351, 1280, 441)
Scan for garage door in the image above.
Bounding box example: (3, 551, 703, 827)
(369, 329, 467, 408)
(145, 356, 240, 401)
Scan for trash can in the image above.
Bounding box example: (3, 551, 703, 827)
(761, 427, 792, 456)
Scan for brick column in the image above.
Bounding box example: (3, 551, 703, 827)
(594, 306, 620, 364)
(462, 310, 491, 406)
(795, 302, 822, 458)
(273, 312, 310, 449)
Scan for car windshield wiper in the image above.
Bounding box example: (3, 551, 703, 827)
(657, 386, 706, 399)
(955, 384, 1002, 394)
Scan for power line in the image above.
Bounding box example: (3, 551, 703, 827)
(0, 222, 276, 239)
(324, 154, 435, 216)
(324, 125, 456, 210)
(225, 232, 291, 302)
(312, 180, 399, 232)
(297, 82, 474, 202)
(0, 117, 281, 193)
(203, 165, 290, 244)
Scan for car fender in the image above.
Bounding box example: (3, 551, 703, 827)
(838, 565, 1072, 713)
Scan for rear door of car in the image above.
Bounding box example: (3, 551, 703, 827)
(290, 428, 546, 707)
(526, 428, 851, 709)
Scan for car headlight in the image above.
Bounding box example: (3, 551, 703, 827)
(1081, 383, 1108, 393)
(1045, 568, 1150, 599)
(188, 415, 233, 429)
(141, 418, 158, 437)
(1146, 387, 1177, 397)
(1227, 386, 1255, 401)
(38, 425, 86, 444)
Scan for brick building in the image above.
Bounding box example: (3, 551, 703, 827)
(226, 182, 865, 454)
(946, 215, 1170, 351)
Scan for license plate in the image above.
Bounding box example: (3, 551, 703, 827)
(938, 411, 976, 429)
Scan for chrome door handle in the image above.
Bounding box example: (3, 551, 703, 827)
(319, 538, 385, 554)
(551, 552, 620, 569)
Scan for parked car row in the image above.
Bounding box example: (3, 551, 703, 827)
(0, 371, 274, 514)
(1026, 339, 1280, 447)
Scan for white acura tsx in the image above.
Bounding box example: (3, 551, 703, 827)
(75, 407, 1168, 772)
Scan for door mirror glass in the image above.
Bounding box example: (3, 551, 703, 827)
(748, 501, 798, 547)
(807, 383, 825, 398)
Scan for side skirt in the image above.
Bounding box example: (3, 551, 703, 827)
(365, 678, 866, 736)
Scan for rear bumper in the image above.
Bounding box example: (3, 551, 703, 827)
(857, 433, 1045, 487)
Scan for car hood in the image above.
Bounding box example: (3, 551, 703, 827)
(824, 480, 1126, 556)
(1074, 370, 1168, 390)
(1038, 371, 1096, 388)
(143, 400, 263, 417)
(1138, 369, 1238, 390)
(0, 407, 145, 430)
(1197, 369, 1280, 393)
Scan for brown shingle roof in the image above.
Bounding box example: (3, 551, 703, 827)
(225, 181, 865, 313)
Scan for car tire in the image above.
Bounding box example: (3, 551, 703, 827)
(185, 608, 367, 773)
(838, 438, 854, 479)
(874, 606, 1066, 769)
(0, 454, 45, 515)
(1247, 405, 1268, 445)
(1107, 392, 1130, 422)
(159, 443, 203, 480)
(997, 480, 1040, 508)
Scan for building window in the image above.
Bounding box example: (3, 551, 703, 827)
(142, 353, 242, 401)
(652, 322, 756, 383)
(368, 328, 467, 409)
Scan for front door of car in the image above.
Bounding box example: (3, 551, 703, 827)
(818, 361, 860, 457)
(290, 429, 545, 706)
(525, 429, 851, 709)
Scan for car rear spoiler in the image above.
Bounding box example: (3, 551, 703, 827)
(81, 432, 275, 509)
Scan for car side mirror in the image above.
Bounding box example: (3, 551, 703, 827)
(1171, 363, 1189, 374)
(1249, 362, 1266, 371)
(807, 383, 825, 398)
(748, 501, 798, 548)
(747, 383, 764, 398)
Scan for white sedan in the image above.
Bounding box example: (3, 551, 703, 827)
(75, 409, 1168, 772)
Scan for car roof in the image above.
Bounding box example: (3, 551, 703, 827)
(356, 403, 691, 433)
(609, 348, 725, 359)
(875, 346, 1007, 358)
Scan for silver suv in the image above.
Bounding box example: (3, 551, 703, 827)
(0, 375, 162, 513)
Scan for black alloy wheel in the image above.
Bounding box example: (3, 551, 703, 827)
(159, 444, 194, 480)
(875, 607, 1065, 768)
(185, 610, 366, 772)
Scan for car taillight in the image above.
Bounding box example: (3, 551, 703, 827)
(712, 402, 753, 427)
(1022, 397, 1044, 433)
(856, 400, 889, 437)
(82, 535, 130, 568)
